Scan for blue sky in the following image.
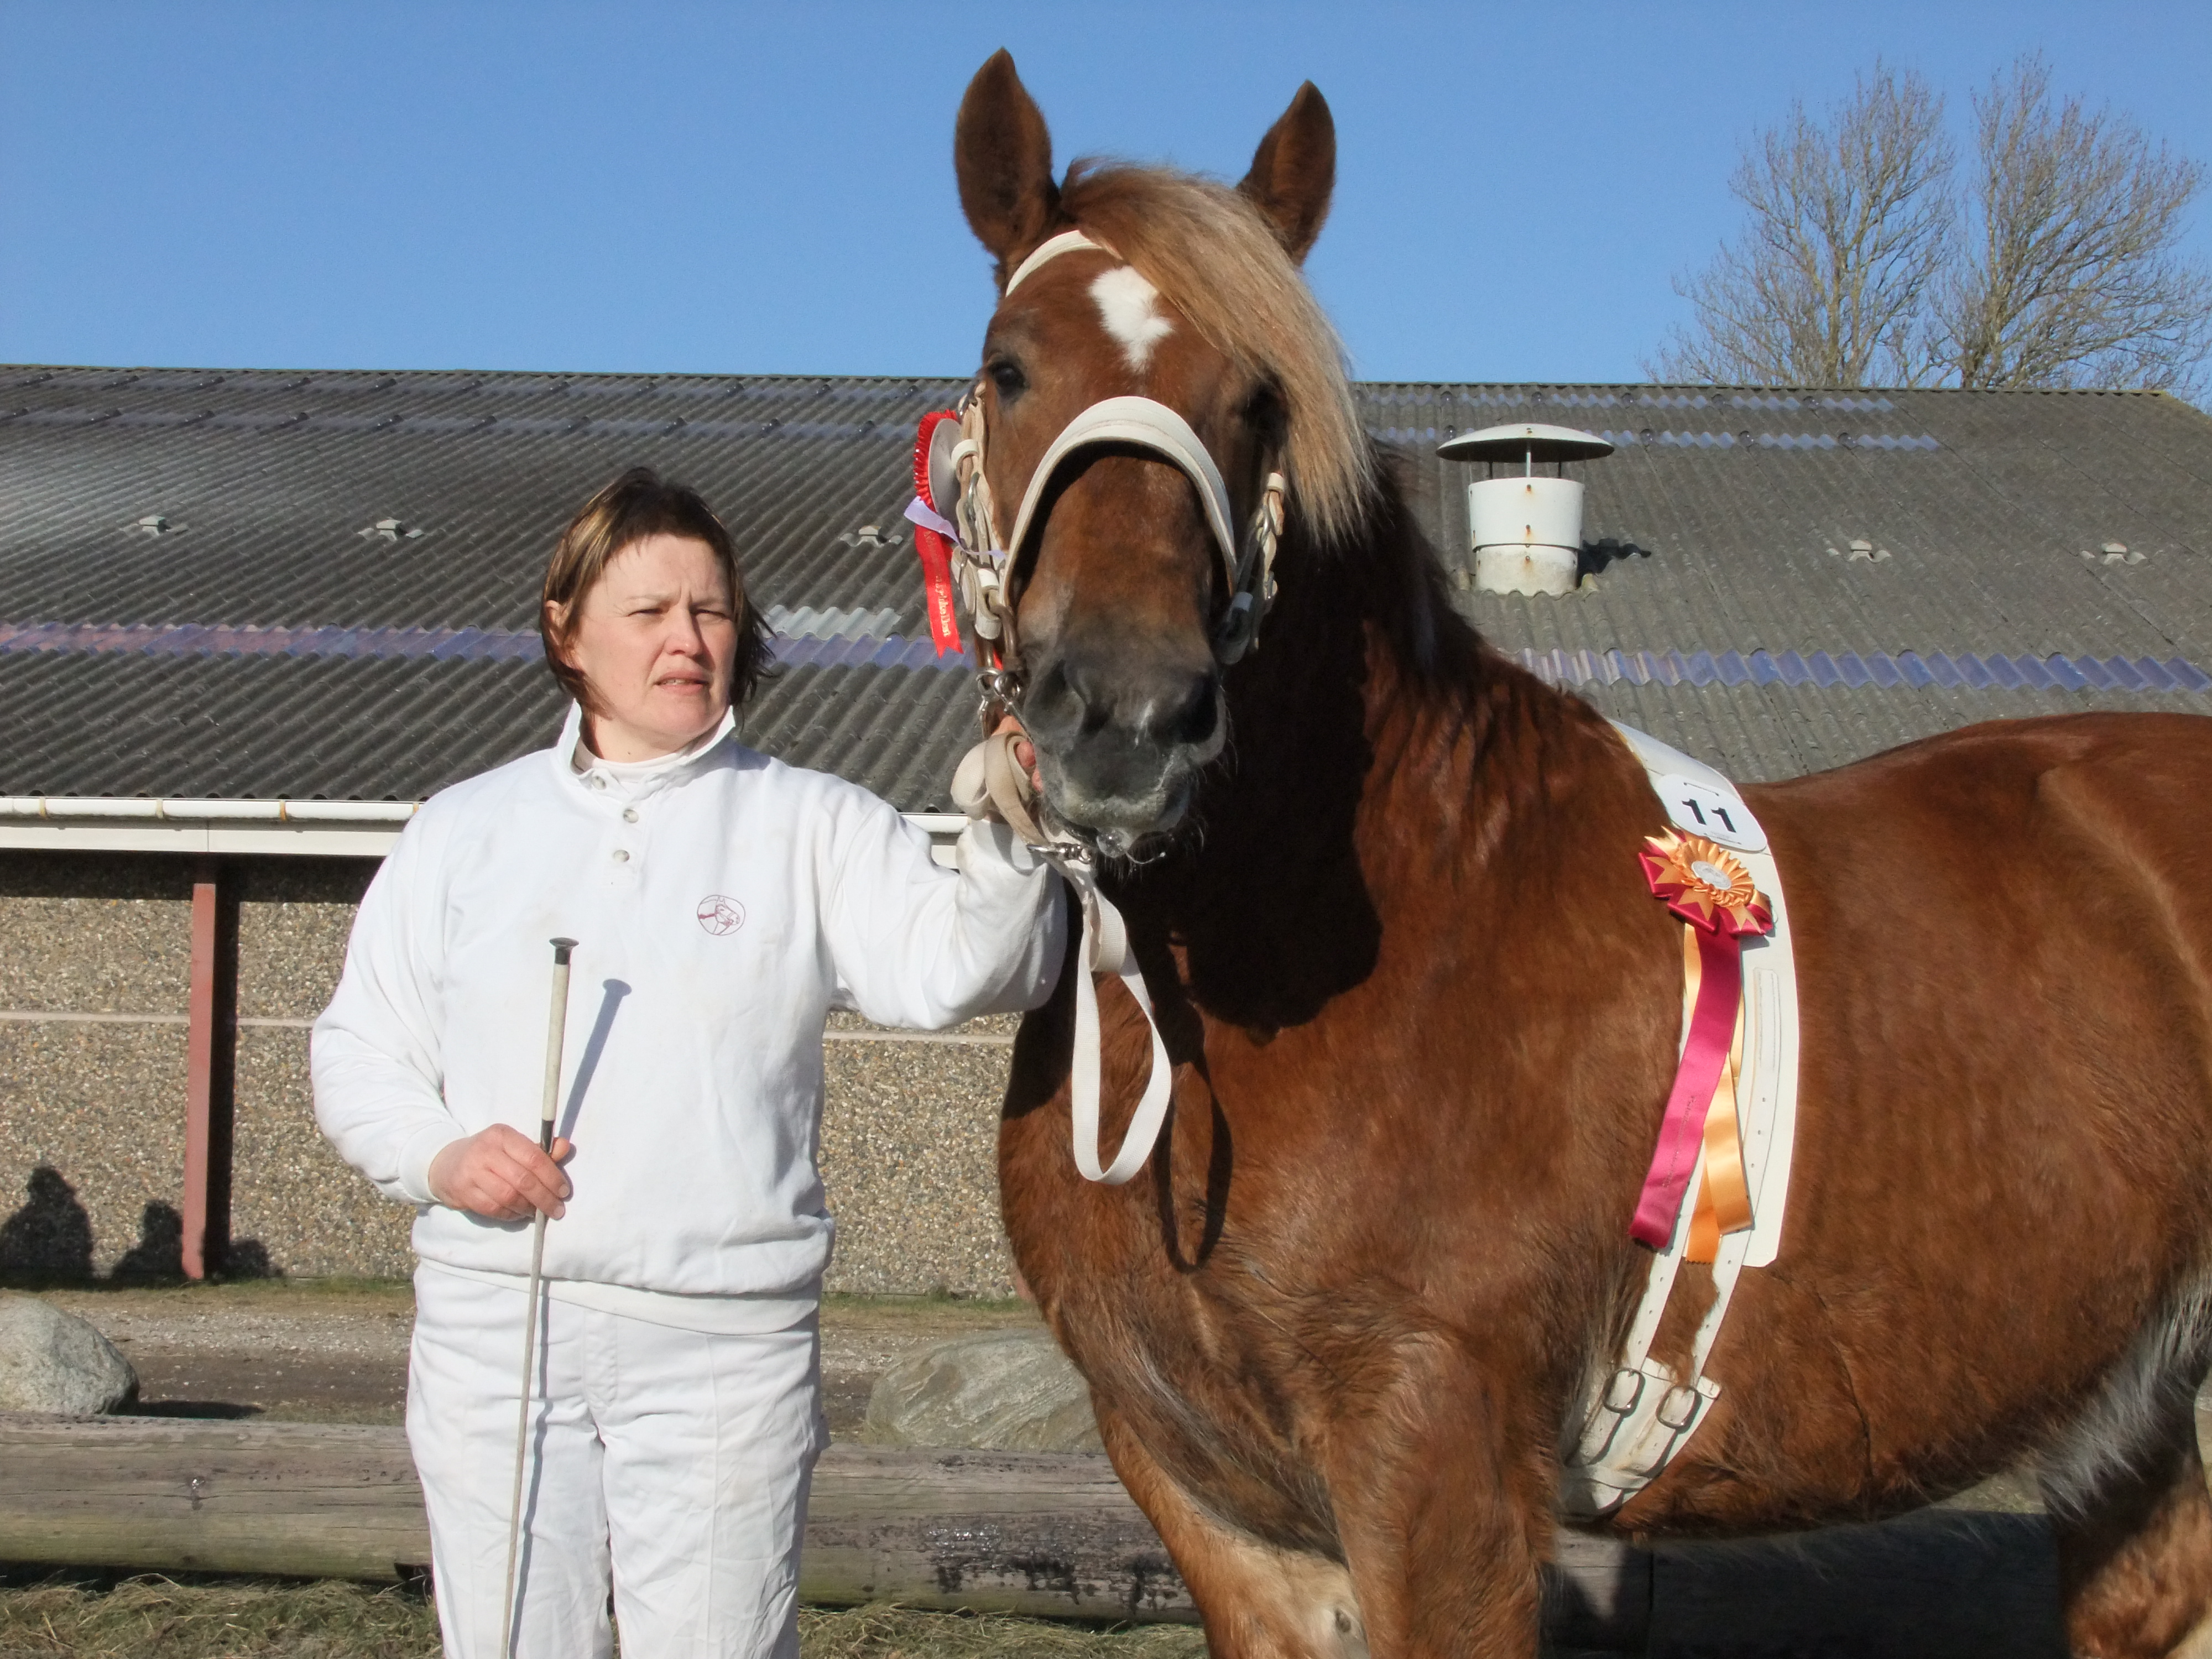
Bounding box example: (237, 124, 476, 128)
(3, 2, 2206, 384)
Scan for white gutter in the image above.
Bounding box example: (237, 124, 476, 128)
(0, 797, 420, 822)
(0, 799, 972, 860)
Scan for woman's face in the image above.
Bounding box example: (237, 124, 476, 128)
(551, 533, 739, 762)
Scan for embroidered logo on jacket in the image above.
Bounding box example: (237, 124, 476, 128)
(695, 895, 747, 936)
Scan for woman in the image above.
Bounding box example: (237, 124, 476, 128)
(313, 467, 1063, 1658)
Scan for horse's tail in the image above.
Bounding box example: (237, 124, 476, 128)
(2039, 1272, 2212, 1519)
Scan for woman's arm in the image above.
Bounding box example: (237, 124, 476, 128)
(311, 818, 476, 1205)
(822, 795, 1066, 1031)
(311, 801, 588, 1223)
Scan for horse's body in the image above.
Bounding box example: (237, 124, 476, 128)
(951, 53, 2212, 1657)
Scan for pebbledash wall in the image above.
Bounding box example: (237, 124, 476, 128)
(0, 851, 1019, 1295)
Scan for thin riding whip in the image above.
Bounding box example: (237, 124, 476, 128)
(503, 936, 577, 1657)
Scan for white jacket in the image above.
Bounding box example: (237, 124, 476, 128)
(312, 705, 1063, 1318)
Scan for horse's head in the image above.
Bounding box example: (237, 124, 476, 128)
(952, 51, 1371, 859)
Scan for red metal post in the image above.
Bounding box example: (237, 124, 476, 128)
(181, 860, 237, 1279)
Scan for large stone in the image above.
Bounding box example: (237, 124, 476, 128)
(0, 1296, 137, 1415)
(862, 1327, 1103, 1453)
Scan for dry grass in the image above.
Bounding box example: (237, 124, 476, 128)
(0, 1577, 436, 1657)
(800, 1605, 1206, 1658)
(0, 1579, 1208, 1658)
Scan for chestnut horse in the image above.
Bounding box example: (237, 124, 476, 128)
(953, 50, 2212, 1659)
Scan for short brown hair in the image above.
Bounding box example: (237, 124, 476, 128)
(540, 466, 774, 712)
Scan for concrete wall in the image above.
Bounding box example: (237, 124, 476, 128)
(0, 852, 1018, 1295)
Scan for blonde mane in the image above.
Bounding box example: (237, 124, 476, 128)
(1057, 162, 1376, 549)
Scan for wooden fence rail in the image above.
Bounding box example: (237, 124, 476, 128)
(0, 1413, 1648, 1641)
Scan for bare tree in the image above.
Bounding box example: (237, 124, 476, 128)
(1936, 55, 2212, 395)
(1651, 64, 1954, 387)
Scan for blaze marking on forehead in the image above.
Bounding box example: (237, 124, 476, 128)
(1089, 266, 1175, 372)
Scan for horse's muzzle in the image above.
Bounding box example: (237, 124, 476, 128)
(1024, 648, 1224, 855)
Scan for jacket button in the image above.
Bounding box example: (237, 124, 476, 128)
(622, 807, 639, 823)
(612, 848, 630, 863)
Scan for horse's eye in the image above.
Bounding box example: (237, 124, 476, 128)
(989, 359, 1027, 399)
(1241, 384, 1286, 440)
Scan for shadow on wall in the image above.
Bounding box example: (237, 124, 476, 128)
(110, 1202, 183, 1279)
(0, 1166, 93, 1276)
(0, 1166, 276, 1282)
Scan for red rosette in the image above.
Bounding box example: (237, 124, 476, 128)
(910, 411, 963, 658)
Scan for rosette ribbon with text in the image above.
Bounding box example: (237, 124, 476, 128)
(1634, 830, 1775, 1259)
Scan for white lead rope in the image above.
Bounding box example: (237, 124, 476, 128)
(953, 735, 1173, 1185)
(1063, 866, 1175, 1185)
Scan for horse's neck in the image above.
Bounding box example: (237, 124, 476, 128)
(1115, 477, 1606, 1031)
(1211, 476, 1590, 865)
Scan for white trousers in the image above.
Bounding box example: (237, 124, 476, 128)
(407, 1267, 823, 1659)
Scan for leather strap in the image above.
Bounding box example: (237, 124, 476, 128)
(950, 733, 1175, 1186)
(950, 228, 1290, 667)
(1003, 229, 1117, 295)
(1003, 397, 1243, 597)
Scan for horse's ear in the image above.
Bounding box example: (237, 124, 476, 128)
(955, 50, 1063, 278)
(1238, 82, 1335, 264)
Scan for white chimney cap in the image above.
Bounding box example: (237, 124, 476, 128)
(1437, 423, 1615, 465)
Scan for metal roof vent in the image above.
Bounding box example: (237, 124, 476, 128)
(2082, 540, 2145, 566)
(1437, 424, 1615, 597)
(133, 514, 180, 536)
(1827, 537, 1892, 563)
(359, 518, 424, 542)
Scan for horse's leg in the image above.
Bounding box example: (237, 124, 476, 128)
(1097, 1407, 1370, 1659)
(2046, 1401, 2212, 1658)
(1317, 1348, 1548, 1659)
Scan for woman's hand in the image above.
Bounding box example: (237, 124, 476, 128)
(427, 1126, 574, 1222)
(992, 714, 1042, 797)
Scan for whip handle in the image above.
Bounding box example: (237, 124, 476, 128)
(539, 940, 576, 1153)
(506, 936, 577, 1652)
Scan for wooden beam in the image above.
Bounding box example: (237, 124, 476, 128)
(803, 1443, 1198, 1621)
(180, 861, 237, 1280)
(0, 1416, 1653, 1645)
(0, 1414, 422, 1582)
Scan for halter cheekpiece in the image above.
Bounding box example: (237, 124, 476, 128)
(906, 228, 1293, 1192)
(906, 229, 1290, 678)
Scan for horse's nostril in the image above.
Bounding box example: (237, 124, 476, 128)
(1059, 659, 1117, 738)
(1045, 653, 1217, 750)
(1154, 673, 1217, 747)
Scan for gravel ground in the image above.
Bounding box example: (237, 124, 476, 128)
(27, 1282, 1040, 1432)
(33, 1282, 416, 1424)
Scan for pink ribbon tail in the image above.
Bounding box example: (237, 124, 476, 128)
(1631, 928, 1744, 1248)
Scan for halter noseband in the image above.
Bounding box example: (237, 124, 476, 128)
(931, 229, 1289, 673)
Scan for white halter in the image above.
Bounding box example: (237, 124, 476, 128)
(929, 228, 1294, 1187)
(933, 229, 1287, 669)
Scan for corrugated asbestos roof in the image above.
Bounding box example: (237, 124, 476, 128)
(0, 366, 2206, 805)
(1372, 382, 2212, 776)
